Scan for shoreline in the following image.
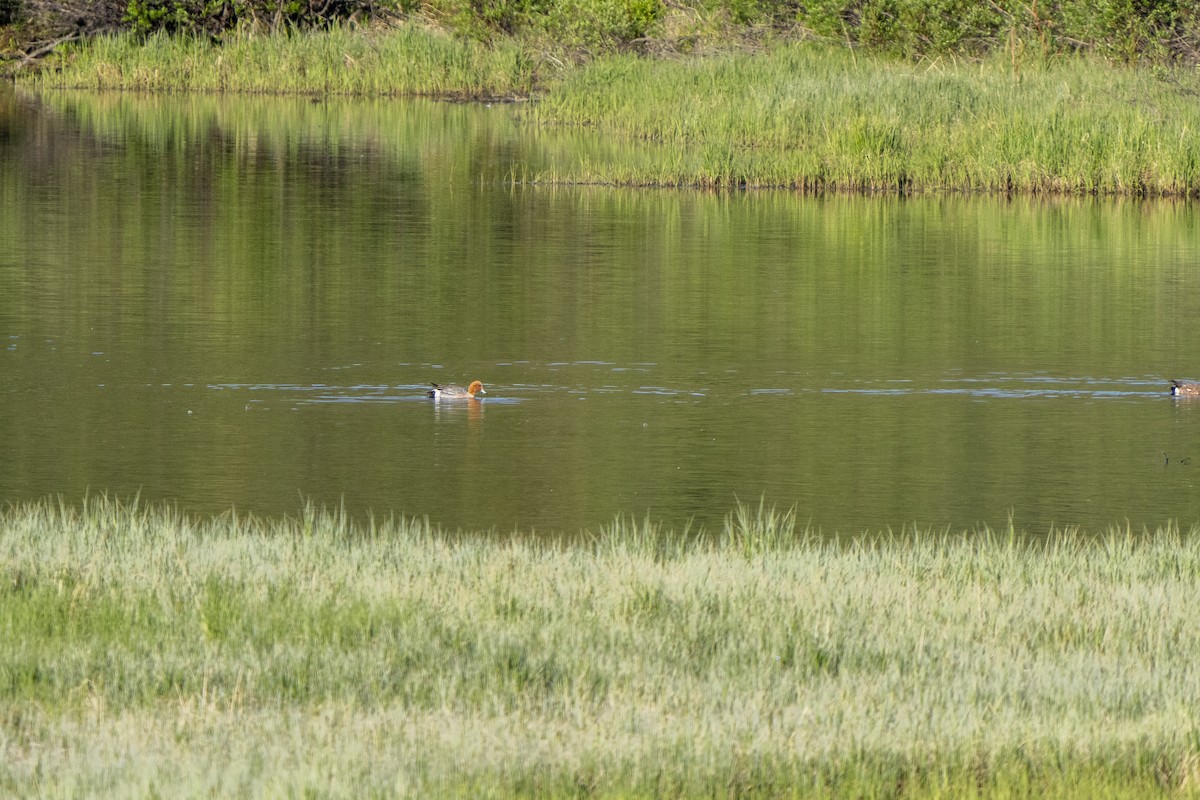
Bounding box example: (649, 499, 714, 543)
(15, 28, 1200, 197)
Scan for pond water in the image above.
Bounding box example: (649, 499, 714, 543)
(3, 85, 1200, 536)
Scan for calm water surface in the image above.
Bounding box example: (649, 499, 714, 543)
(3, 86, 1200, 535)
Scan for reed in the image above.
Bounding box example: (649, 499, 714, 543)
(530, 43, 1200, 195)
(33, 25, 540, 98)
(4, 496, 1200, 796)
(26, 30, 1200, 195)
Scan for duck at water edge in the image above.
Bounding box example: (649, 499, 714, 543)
(1170, 380, 1200, 397)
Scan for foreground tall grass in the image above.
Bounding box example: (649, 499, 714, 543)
(4, 497, 1200, 797)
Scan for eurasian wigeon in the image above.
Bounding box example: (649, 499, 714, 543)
(1170, 380, 1200, 397)
(428, 381, 486, 400)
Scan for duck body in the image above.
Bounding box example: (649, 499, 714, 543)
(1170, 380, 1200, 397)
(428, 380, 486, 400)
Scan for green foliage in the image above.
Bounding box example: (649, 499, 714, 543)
(719, 0, 790, 26)
(796, 0, 1008, 54)
(446, 0, 665, 49)
(1056, 0, 1193, 63)
(789, 0, 1199, 63)
(430, 0, 1200, 64)
(124, 0, 193, 35)
(6, 0, 1200, 64)
(121, 0, 387, 37)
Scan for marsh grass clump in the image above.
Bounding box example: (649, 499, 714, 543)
(723, 495, 800, 556)
(4, 495, 1200, 796)
(34, 25, 541, 98)
(530, 42, 1200, 195)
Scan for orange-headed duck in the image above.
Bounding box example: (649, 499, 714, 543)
(428, 381, 486, 400)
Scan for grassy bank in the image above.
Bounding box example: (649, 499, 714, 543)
(4, 497, 1200, 797)
(530, 45, 1200, 194)
(24, 30, 1200, 196)
(22, 25, 541, 98)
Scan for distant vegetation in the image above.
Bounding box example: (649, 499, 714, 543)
(22, 30, 1200, 195)
(4, 496, 1200, 796)
(3, 0, 1199, 70)
(26, 23, 541, 97)
(5, 1, 1200, 194)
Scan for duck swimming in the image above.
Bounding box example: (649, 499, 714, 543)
(1170, 380, 1200, 397)
(428, 380, 486, 399)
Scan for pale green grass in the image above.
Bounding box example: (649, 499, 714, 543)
(4, 497, 1200, 797)
(31, 25, 540, 98)
(530, 43, 1200, 194)
(25, 31, 1200, 195)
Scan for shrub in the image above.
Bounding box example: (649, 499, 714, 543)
(0, 0, 20, 26)
(444, 0, 665, 48)
(4, 0, 1200, 66)
(1056, 0, 1195, 63)
(122, 0, 387, 36)
(792, 0, 1199, 63)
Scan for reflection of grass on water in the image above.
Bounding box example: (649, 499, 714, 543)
(4, 496, 1200, 796)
